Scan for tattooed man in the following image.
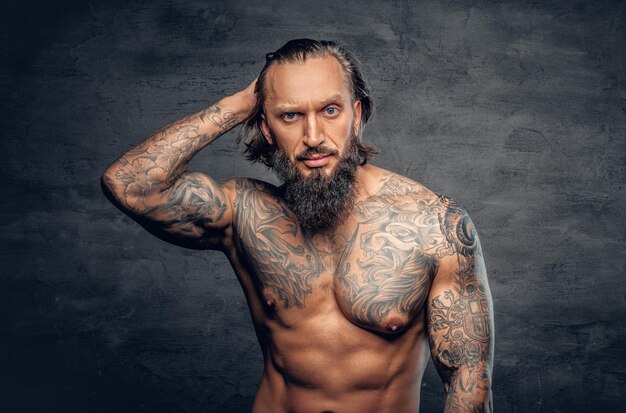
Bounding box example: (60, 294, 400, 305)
(102, 39, 494, 412)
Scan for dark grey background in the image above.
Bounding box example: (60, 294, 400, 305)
(1, 0, 625, 412)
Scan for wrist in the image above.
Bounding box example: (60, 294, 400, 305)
(222, 91, 258, 122)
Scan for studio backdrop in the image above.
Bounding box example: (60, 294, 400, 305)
(1, 0, 625, 412)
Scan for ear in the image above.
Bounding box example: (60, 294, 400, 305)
(260, 113, 273, 145)
(352, 100, 362, 135)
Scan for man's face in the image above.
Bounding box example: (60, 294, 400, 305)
(259, 55, 364, 230)
(260, 55, 362, 178)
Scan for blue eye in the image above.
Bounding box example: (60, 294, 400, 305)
(283, 113, 297, 121)
(325, 107, 338, 116)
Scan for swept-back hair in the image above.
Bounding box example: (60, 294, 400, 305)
(240, 38, 377, 167)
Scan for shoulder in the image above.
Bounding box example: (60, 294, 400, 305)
(221, 177, 279, 198)
(365, 168, 480, 257)
(222, 177, 294, 222)
(367, 168, 440, 209)
(220, 177, 282, 215)
(434, 194, 481, 259)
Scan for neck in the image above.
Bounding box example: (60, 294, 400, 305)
(353, 163, 384, 202)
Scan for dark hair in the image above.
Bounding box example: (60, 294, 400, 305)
(240, 38, 377, 167)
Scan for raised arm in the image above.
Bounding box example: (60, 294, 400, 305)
(427, 197, 494, 412)
(101, 79, 257, 250)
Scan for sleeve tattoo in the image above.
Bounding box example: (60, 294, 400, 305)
(102, 105, 237, 249)
(428, 196, 494, 412)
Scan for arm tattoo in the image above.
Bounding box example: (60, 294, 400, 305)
(147, 172, 228, 238)
(233, 179, 322, 308)
(113, 107, 234, 212)
(104, 105, 237, 245)
(428, 196, 493, 412)
(437, 195, 478, 258)
(198, 105, 238, 131)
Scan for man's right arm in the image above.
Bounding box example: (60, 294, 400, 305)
(101, 80, 257, 250)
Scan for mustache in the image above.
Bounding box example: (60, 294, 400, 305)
(295, 146, 339, 161)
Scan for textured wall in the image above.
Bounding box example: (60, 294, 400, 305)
(1, 0, 625, 411)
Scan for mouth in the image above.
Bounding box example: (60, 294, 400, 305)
(302, 155, 331, 168)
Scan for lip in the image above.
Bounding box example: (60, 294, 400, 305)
(302, 155, 330, 168)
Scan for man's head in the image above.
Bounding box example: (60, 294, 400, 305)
(240, 39, 377, 230)
(241, 38, 376, 168)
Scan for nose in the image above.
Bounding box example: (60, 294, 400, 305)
(303, 113, 325, 148)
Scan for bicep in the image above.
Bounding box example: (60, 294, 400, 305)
(139, 171, 233, 249)
(427, 251, 493, 380)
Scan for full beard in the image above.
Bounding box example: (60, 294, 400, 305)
(270, 132, 360, 232)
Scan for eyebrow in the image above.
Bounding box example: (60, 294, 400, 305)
(273, 94, 344, 112)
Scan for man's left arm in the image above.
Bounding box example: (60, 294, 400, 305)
(427, 199, 494, 412)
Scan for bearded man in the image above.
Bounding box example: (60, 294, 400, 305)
(102, 39, 494, 413)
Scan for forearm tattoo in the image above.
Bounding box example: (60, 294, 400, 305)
(198, 105, 239, 131)
(428, 196, 493, 412)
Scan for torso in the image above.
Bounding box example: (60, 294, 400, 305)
(224, 167, 454, 413)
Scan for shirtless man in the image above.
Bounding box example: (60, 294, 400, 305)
(101, 39, 494, 412)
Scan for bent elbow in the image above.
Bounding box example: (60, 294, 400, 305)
(101, 164, 125, 206)
(101, 165, 115, 193)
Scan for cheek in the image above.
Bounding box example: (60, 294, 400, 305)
(266, 120, 292, 147)
(332, 118, 353, 146)
(271, 129, 300, 155)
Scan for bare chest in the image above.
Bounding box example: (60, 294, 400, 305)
(233, 186, 450, 334)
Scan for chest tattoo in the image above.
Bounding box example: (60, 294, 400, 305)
(232, 176, 451, 320)
(335, 182, 443, 328)
(234, 180, 322, 309)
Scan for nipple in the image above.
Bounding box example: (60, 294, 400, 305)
(263, 293, 276, 310)
(385, 318, 405, 333)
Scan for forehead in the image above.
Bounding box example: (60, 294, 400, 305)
(264, 55, 351, 109)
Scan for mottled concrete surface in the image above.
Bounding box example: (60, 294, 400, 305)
(1, 0, 625, 412)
